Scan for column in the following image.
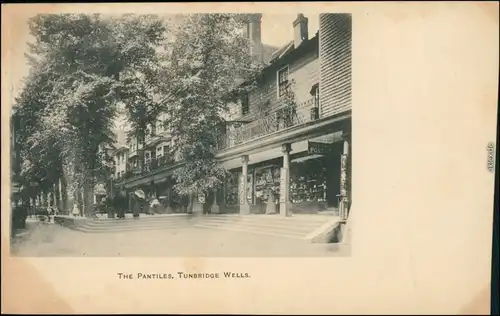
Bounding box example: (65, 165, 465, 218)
(165, 186, 174, 214)
(239, 155, 250, 215)
(339, 128, 350, 220)
(280, 143, 292, 217)
(211, 188, 220, 214)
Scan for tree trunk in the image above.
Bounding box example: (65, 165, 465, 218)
(75, 184, 84, 217)
(54, 183, 60, 211)
(60, 175, 68, 213)
(83, 178, 94, 217)
(187, 191, 194, 214)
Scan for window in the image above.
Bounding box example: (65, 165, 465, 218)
(156, 113, 168, 135)
(156, 120, 163, 135)
(315, 87, 320, 106)
(241, 92, 249, 115)
(277, 65, 289, 98)
(310, 83, 320, 107)
(163, 145, 169, 157)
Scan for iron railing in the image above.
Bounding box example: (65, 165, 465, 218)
(218, 97, 319, 150)
(115, 154, 175, 182)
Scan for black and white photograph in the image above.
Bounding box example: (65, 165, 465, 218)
(9, 12, 352, 257)
(3, 3, 497, 315)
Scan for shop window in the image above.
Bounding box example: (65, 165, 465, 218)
(225, 172, 240, 205)
(254, 166, 281, 203)
(247, 172, 254, 205)
(290, 159, 328, 203)
(277, 65, 289, 98)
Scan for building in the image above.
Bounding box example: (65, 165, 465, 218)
(112, 13, 352, 219)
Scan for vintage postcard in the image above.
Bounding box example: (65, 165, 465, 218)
(2, 2, 498, 314)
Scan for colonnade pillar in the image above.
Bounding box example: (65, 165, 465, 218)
(339, 128, 351, 220)
(239, 155, 250, 215)
(279, 143, 292, 217)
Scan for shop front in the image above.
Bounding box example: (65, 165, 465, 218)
(223, 157, 282, 215)
(145, 177, 190, 214)
(288, 144, 343, 213)
(221, 132, 347, 215)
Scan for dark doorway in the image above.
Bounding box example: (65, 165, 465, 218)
(326, 142, 344, 208)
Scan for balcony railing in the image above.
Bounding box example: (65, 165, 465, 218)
(218, 97, 319, 150)
(115, 154, 176, 183)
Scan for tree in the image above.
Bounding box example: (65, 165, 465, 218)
(161, 14, 264, 210)
(15, 13, 168, 213)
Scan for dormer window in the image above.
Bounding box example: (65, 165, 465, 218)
(277, 65, 289, 98)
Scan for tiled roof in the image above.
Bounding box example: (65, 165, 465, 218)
(262, 44, 279, 64)
(269, 41, 294, 63)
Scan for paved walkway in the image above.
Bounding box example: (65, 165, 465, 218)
(10, 220, 349, 257)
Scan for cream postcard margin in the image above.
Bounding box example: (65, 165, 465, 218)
(1, 2, 498, 314)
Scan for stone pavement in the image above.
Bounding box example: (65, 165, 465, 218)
(10, 219, 349, 257)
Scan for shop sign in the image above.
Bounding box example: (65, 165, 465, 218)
(198, 193, 206, 204)
(239, 174, 246, 205)
(308, 141, 334, 155)
(279, 168, 288, 203)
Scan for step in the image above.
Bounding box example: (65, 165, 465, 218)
(202, 217, 324, 229)
(83, 218, 193, 228)
(194, 224, 306, 240)
(70, 224, 190, 234)
(203, 215, 330, 225)
(208, 214, 331, 223)
(198, 220, 317, 234)
(78, 222, 191, 231)
(194, 221, 313, 236)
(203, 218, 326, 229)
(88, 215, 191, 223)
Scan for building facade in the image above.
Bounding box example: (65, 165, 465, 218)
(112, 13, 352, 219)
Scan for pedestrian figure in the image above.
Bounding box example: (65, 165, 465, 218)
(72, 202, 80, 217)
(149, 196, 160, 215)
(115, 189, 127, 219)
(133, 189, 146, 219)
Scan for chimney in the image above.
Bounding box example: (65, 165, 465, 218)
(293, 13, 309, 48)
(240, 13, 263, 60)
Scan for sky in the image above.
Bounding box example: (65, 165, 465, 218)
(7, 13, 319, 104)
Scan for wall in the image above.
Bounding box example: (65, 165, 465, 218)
(114, 151, 129, 178)
(319, 13, 352, 117)
(228, 47, 319, 122)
